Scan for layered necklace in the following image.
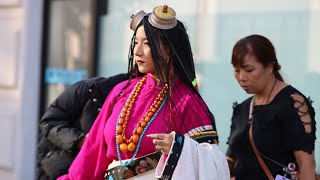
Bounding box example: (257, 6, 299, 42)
(115, 76, 168, 166)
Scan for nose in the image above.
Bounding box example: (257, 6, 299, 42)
(238, 71, 247, 81)
(134, 43, 143, 56)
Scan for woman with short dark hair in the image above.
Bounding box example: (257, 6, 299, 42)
(227, 34, 316, 180)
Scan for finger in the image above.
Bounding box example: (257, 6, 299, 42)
(146, 134, 156, 139)
(155, 145, 160, 151)
(147, 133, 164, 140)
(155, 145, 166, 154)
(153, 139, 165, 146)
(155, 144, 163, 152)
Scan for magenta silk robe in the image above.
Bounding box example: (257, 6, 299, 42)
(58, 74, 213, 180)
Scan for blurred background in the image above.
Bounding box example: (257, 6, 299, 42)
(0, 0, 319, 179)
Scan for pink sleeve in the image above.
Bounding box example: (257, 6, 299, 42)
(57, 86, 120, 180)
(173, 89, 213, 133)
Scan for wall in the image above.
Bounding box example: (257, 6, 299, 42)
(0, 0, 43, 179)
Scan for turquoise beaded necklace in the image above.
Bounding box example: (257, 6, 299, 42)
(115, 79, 168, 167)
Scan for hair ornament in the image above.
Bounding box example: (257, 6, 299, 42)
(148, 5, 177, 30)
(130, 10, 148, 31)
(192, 78, 198, 90)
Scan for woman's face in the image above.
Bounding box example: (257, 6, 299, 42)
(233, 54, 273, 95)
(134, 25, 157, 78)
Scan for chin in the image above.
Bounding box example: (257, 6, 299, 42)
(138, 68, 147, 74)
(243, 89, 253, 94)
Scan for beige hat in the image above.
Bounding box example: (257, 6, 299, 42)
(148, 5, 177, 30)
(130, 10, 147, 31)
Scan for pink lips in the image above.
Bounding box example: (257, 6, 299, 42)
(136, 60, 145, 65)
(241, 86, 250, 91)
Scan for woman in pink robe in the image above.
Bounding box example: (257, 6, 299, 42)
(58, 5, 229, 180)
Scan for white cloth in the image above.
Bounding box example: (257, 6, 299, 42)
(156, 136, 230, 180)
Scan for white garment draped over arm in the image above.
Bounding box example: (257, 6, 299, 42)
(156, 135, 230, 180)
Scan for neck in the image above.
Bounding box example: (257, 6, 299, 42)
(254, 78, 277, 105)
(149, 73, 160, 85)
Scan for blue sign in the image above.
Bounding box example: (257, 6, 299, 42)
(45, 68, 88, 85)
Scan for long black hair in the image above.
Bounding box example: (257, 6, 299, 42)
(128, 16, 197, 92)
(123, 14, 217, 137)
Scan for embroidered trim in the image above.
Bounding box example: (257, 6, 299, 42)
(160, 133, 184, 180)
(189, 130, 217, 138)
(105, 152, 161, 180)
(185, 125, 213, 135)
(188, 130, 218, 144)
(185, 126, 218, 144)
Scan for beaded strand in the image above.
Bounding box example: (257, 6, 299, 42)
(115, 76, 168, 166)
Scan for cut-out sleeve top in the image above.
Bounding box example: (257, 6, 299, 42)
(227, 85, 316, 179)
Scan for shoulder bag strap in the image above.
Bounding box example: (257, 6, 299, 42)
(249, 99, 274, 180)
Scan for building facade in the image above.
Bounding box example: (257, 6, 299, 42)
(0, 0, 43, 179)
(0, 0, 319, 179)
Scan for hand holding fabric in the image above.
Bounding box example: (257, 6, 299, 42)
(147, 132, 174, 155)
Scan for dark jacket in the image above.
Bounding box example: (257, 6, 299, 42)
(37, 73, 129, 180)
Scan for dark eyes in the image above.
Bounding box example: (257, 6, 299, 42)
(134, 41, 149, 45)
(234, 69, 254, 73)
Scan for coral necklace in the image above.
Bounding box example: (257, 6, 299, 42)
(115, 76, 168, 166)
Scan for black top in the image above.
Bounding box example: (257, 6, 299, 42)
(227, 85, 316, 180)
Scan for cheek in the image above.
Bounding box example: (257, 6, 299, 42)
(250, 71, 264, 81)
(234, 73, 240, 81)
(248, 73, 265, 89)
(233, 72, 240, 82)
(145, 48, 152, 59)
(145, 50, 154, 64)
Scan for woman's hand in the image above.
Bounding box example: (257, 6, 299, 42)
(147, 133, 174, 155)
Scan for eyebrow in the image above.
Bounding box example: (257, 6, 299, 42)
(134, 37, 148, 41)
(243, 64, 254, 68)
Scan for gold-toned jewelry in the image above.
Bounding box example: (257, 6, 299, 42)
(148, 5, 177, 30)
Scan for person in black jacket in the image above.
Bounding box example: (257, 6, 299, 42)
(37, 73, 130, 180)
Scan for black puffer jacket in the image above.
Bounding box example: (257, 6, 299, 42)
(37, 73, 129, 180)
